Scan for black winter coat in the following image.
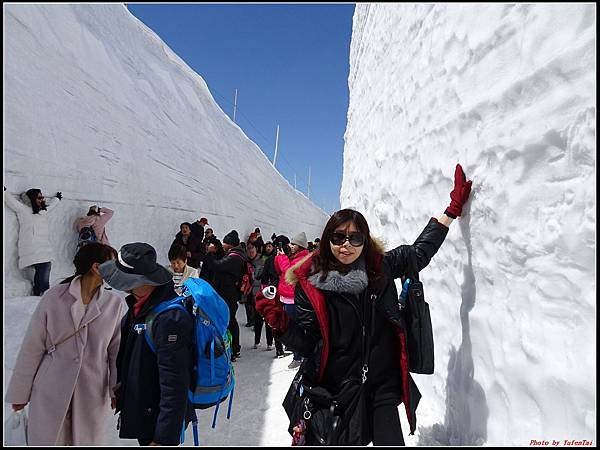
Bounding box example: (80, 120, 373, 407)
(115, 282, 196, 445)
(189, 222, 205, 241)
(259, 253, 279, 286)
(279, 218, 448, 437)
(171, 233, 205, 269)
(202, 246, 247, 306)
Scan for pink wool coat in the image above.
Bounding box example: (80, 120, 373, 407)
(275, 249, 310, 303)
(74, 207, 114, 246)
(5, 277, 125, 445)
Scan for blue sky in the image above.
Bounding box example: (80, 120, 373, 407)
(128, 4, 356, 214)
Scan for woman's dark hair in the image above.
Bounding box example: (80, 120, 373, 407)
(168, 244, 188, 262)
(180, 222, 192, 231)
(87, 206, 99, 216)
(312, 209, 382, 286)
(25, 188, 44, 214)
(61, 242, 117, 284)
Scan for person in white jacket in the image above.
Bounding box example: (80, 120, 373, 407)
(4, 187, 62, 295)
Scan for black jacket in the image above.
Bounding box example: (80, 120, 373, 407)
(171, 233, 205, 269)
(259, 253, 279, 287)
(202, 246, 247, 305)
(189, 222, 205, 241)
(115, 282, 196, 444)
(280, 218, 448, 436)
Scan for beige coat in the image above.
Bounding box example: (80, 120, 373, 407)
(5, 277, 125, 445)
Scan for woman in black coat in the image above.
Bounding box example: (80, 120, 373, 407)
(256, 165, 472, 445)
(171, 222, 204, 269)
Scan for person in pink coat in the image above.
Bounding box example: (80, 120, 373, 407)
(5, 242, 125, 445)
(274, 232, 310, 369)
(74, 205, 114, 246)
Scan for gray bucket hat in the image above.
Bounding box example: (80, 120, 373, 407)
(99, 242, 172, 291)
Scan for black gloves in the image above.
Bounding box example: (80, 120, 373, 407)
(56, 192, 63, 200)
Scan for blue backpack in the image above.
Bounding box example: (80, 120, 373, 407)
(77, 225, 97, 248)
(139, 277, 235, 445)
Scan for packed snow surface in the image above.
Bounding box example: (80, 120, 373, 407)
(343, 3, 596, 446)
(4, 4, 328, 298)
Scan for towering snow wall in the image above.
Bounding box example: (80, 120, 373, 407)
(4, 4, 328, 297)
(344, 4, 595, 446)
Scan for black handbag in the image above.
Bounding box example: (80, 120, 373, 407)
(403, 246, 435, 374)
(282, 297, 375, 445)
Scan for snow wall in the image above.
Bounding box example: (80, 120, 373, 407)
(4, 4, 329, 298)
(343, 4, 595, 446)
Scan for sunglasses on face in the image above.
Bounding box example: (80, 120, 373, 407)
(330, 231, 365, 247)
(37, 196, 44, 200)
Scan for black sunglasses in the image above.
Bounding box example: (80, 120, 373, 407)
(330, 231, 365, 247)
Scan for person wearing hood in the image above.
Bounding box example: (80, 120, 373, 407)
(203, 230, 246, 361)
(74, 204, 114, 246)
(256, 164, 472, 445)
(4, 187, 63, 296)
(274, 231, 310, 370)
(98, 242, 196, 445)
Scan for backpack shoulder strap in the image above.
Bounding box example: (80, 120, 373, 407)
(142, 298, 189, 353)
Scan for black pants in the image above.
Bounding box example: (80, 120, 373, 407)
(372, 404, 405, 446)
(137, 438, 152, 446)
(254, 311, 273, 346)
(227, 301, 241, 354)
(283, 303, 301, 361)
(244, 294, 256, 326)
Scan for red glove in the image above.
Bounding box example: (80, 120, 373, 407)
(255, 292, 289, 334)
(444, 164, 472, 218)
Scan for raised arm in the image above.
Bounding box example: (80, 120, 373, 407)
(386, 164, 472, 279)
(45, 192, 62, 212)
(94, 207, 114, 229)
(4, 191, 30, 214)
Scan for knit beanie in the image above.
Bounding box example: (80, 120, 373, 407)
(223, 230, 240, 246)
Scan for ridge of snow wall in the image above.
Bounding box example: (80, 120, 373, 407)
(4, 4, 329, 297)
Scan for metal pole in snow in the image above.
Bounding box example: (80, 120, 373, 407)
(308, 166, 311, 199)
(273, 125, 280, 168)
(233, 89, 238, 123)
(294, 174, 297, 191)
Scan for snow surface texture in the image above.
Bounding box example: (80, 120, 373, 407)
(344, 4, 596, 446)
(4, 4, 328, 298)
